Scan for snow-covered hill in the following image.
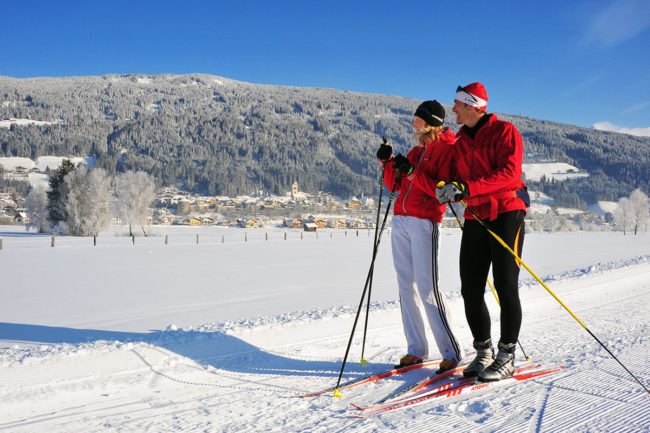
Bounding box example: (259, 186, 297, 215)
(0, 226, 648, 432)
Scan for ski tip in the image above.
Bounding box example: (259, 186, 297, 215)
(359, 358, 369, 365)
(333, 388, 344, 399)
(525, 356, 532, 362)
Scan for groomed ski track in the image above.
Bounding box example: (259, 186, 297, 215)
(1, 260, 649, 432)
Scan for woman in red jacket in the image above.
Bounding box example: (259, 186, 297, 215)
(437, 82, 528, 382)
(377, 100, 464, 373)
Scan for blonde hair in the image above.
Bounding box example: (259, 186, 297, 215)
(415, 125, 443, 146)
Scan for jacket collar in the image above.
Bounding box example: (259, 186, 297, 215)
(461, 113, 494, 139)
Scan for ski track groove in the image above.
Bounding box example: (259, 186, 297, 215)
(2, 262, 649, 432)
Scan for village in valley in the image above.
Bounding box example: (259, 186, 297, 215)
(0, 155, 379, 231)
(153, 181, 378, 230)
(0, 155, 634, 234)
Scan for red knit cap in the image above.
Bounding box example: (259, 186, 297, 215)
(455, 82, 488, 111)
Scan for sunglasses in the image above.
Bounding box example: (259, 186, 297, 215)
(456, 85, 479, 103)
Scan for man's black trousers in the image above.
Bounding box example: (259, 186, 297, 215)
(460, 210, 525, 345)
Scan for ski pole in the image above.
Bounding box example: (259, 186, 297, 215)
(447, 203, 531, 361)
(359, 146, 388, 364)
(333, 173, 401, 398)
(459, 199, 649, 394)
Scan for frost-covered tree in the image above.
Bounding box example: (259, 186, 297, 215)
(114, 170, 157, 236)
(613, 197, 634, 235)
(25, 184, 50, 233)
(629, 189, 648, 234)
(64, 166, 113, 236)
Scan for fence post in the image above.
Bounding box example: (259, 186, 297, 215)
(132, 235, 135, 245)
(300, 232, 303, 240)
(265, 232, 268, 241)
(196, 234, 199, 245)
(0, 238, 3, 250)
(51, 236, 55, 247)
(222, 235, 225, 244)
(165, 234, 168, 245)
(93, 235, 97, 246)
(284, 232, 287, 240)
(356, 230, 359, 237)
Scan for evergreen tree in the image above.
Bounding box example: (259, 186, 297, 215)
(46, 159, 76, 229)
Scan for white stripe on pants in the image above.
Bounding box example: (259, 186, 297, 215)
(391, 215, 464, 361)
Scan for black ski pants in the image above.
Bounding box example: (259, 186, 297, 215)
(460, 210, 525, 345)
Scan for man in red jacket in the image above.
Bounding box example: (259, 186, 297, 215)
(436, 82, 528, 382)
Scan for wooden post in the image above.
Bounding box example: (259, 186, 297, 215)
(165, 234, 168, 245)
(132, 235, 135, 245)
(284, 232, 287, 240)
(356, 230, 359, 237)
(93, 235, 97, 246)
(0, 238, 3, 250)
(265, 232, 268, 241)
(222, 235, 225, 243)
(301, 232, 303, 240)
(196, 234, 199, 245)
(245, 232, 248, 242)
(51, 236, 55, 247)
(330, 232, 333, 239)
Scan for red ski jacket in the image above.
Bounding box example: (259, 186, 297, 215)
(382, 128, 455, 223)
(453, 114, 527, 221)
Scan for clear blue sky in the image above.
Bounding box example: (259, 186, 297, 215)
(1, 0, 649, 133)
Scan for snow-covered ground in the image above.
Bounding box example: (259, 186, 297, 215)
(523, 162, 589, 182)
(0, 156, 94, 172)
(0, 225, 648, 432)
(0, 118, 56, 129)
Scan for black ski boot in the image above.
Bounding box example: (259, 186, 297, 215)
(479, 341, 517, 382)
(463, 339, 495, 378)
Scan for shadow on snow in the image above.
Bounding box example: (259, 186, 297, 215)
(0, 322, 391, 381)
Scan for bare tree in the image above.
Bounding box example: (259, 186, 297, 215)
(64, 166, 113, 236)
(25, 184, 50, 233)
(613, 197, 634, 235)
(114, 171, 157, 236)
(629, 189, 649, 234)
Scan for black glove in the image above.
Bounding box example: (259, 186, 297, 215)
(376, 138, 392, 161)
(436, 181, 469, 203)
(393, 154, 414, 175)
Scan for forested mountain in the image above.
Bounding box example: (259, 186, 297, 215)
(1, 74, 648, 205)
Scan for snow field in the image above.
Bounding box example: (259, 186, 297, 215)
(0, 226, 648, 432)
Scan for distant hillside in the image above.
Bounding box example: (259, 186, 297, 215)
(1, 74, 648, 205)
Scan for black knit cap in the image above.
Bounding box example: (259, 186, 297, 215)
(414, 100, 445, 127)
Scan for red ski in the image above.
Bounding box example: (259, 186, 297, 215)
(354, 364, 564, 417)
(298, 358, 442, 398)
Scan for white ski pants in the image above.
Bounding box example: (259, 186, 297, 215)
(391, 215, 464, 361)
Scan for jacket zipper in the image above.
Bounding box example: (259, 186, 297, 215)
(401, 147, 427, 217)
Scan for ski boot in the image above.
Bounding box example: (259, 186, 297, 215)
(394, 354, 424, 369)
(435, 358, 460, 374)
(479, 341, 517, 382)
(463, 339, 495, 378)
